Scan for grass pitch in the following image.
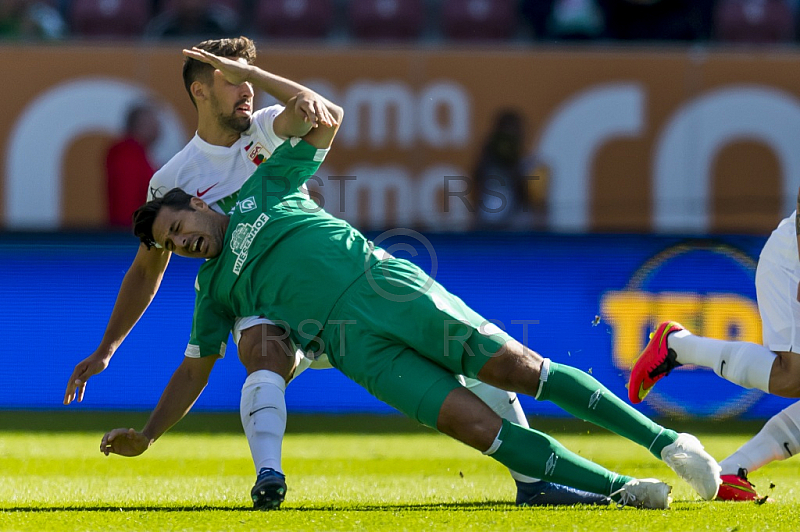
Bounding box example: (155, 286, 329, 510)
(1, 413, 799, 531)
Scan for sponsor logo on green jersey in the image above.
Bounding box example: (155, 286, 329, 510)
(231, 213, 269, 275)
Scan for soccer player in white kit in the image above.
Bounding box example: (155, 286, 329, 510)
(66, 37, 607, 509)
(629, 193, 800, 501)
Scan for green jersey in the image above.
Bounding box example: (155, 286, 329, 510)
(188, 138, 510, 431)
(189, 138, 380, 357)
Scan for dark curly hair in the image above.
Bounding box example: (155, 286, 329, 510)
(183, 36, 257, 108)
(132, 188, 195, 250)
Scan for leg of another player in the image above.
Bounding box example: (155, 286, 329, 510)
(767, 351, 800, 397)
(435, 387, 670, 507)
(659, 331, 800, 397)
(712, 400, 800, 501)
(632, 260, 800, 398)
(474, 339, 720, 500)
(658, 260, 800, 397)
(721, 400, 800, 477)
(237, 323, 296, 509)
(664, 329, 777, 393)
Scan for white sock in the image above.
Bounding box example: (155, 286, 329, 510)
(720, 401, 800, 476)
(240, 370, 287, 475)
(464, 379, 540, 484)
(668, 330, 774, 392)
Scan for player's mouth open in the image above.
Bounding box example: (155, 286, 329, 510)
(236, 104, 251, 114)
(192, 237, 204, 253)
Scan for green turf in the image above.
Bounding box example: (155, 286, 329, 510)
(1, 414, 798, 531)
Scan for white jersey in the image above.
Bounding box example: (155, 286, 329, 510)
(150, 104, 329, 369)
(760, 210, 798, 270)
(148, 105, 286, 215)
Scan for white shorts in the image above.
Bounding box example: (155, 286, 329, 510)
(186, 316, 279, 359)
(756, 258, 800, 353)
(232, 316, 332, 381)
(456, 375, 517, 412)
(232, 316, 277, 346)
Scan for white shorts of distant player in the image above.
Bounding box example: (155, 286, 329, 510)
(754, 210, 800, 354)
(232, 316, 333, 382)
(755, 258, 800, 354)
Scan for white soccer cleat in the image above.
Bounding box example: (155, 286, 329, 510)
(660, 433, 722, 500)
(611, 478, 672, 509)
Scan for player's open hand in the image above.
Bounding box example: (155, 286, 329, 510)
(182, 47, 251, 86)
(101, 428, 152, 457)
(63, 353, 111, 405)
(293, 90, 338, 128)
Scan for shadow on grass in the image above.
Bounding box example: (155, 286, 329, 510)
(0, 501, 625, 513)
(0, 501, 720, 512)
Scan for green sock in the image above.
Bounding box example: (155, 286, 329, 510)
(490, 420, 631, 499)
(536, 361, 677, 458)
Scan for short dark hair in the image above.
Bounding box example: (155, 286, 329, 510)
(183, 36, 257, 108)
(133, 188, 195, 250)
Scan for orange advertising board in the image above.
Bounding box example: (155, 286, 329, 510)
(1, 43, 797, 233)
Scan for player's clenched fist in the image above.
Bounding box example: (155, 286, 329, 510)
(101, 428, 152, 457)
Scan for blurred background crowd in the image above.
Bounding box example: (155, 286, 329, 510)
(4, 0, 798, 232)
(2, 0, 799, 45)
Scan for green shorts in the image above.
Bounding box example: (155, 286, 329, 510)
(321, 258, 513, 429)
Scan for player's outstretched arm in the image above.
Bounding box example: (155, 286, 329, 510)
(182, 47, 338, 133)
(100, 354, 219, 457)
(64, 244, 170, 405)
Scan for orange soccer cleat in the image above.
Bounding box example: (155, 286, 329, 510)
(628, 321, 684, 404)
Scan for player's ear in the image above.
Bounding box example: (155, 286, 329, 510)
(190, 196, 207, 210)
(191, 81, 207, 103)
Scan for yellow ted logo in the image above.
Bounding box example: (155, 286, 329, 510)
(600, 242, 763, 419)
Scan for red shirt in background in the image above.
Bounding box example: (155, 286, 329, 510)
(105, 137, 155, 227)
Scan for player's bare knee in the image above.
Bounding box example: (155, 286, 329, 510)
(238, 324, 295, 378)
(477, 340, 542, 395)
(769, 351, 800, 398)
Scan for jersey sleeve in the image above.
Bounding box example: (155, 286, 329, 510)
(186, 275, 235, 358)
(258, 138, 330, 191)
(252, 105, 287, 153)
(147, 167, 173, 201)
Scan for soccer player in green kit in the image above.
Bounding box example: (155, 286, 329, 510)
(103, 113, 721, 509)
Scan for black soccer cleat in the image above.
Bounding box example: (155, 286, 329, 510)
(251, 467, 287, 510)
(516, 480, 611, 506)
